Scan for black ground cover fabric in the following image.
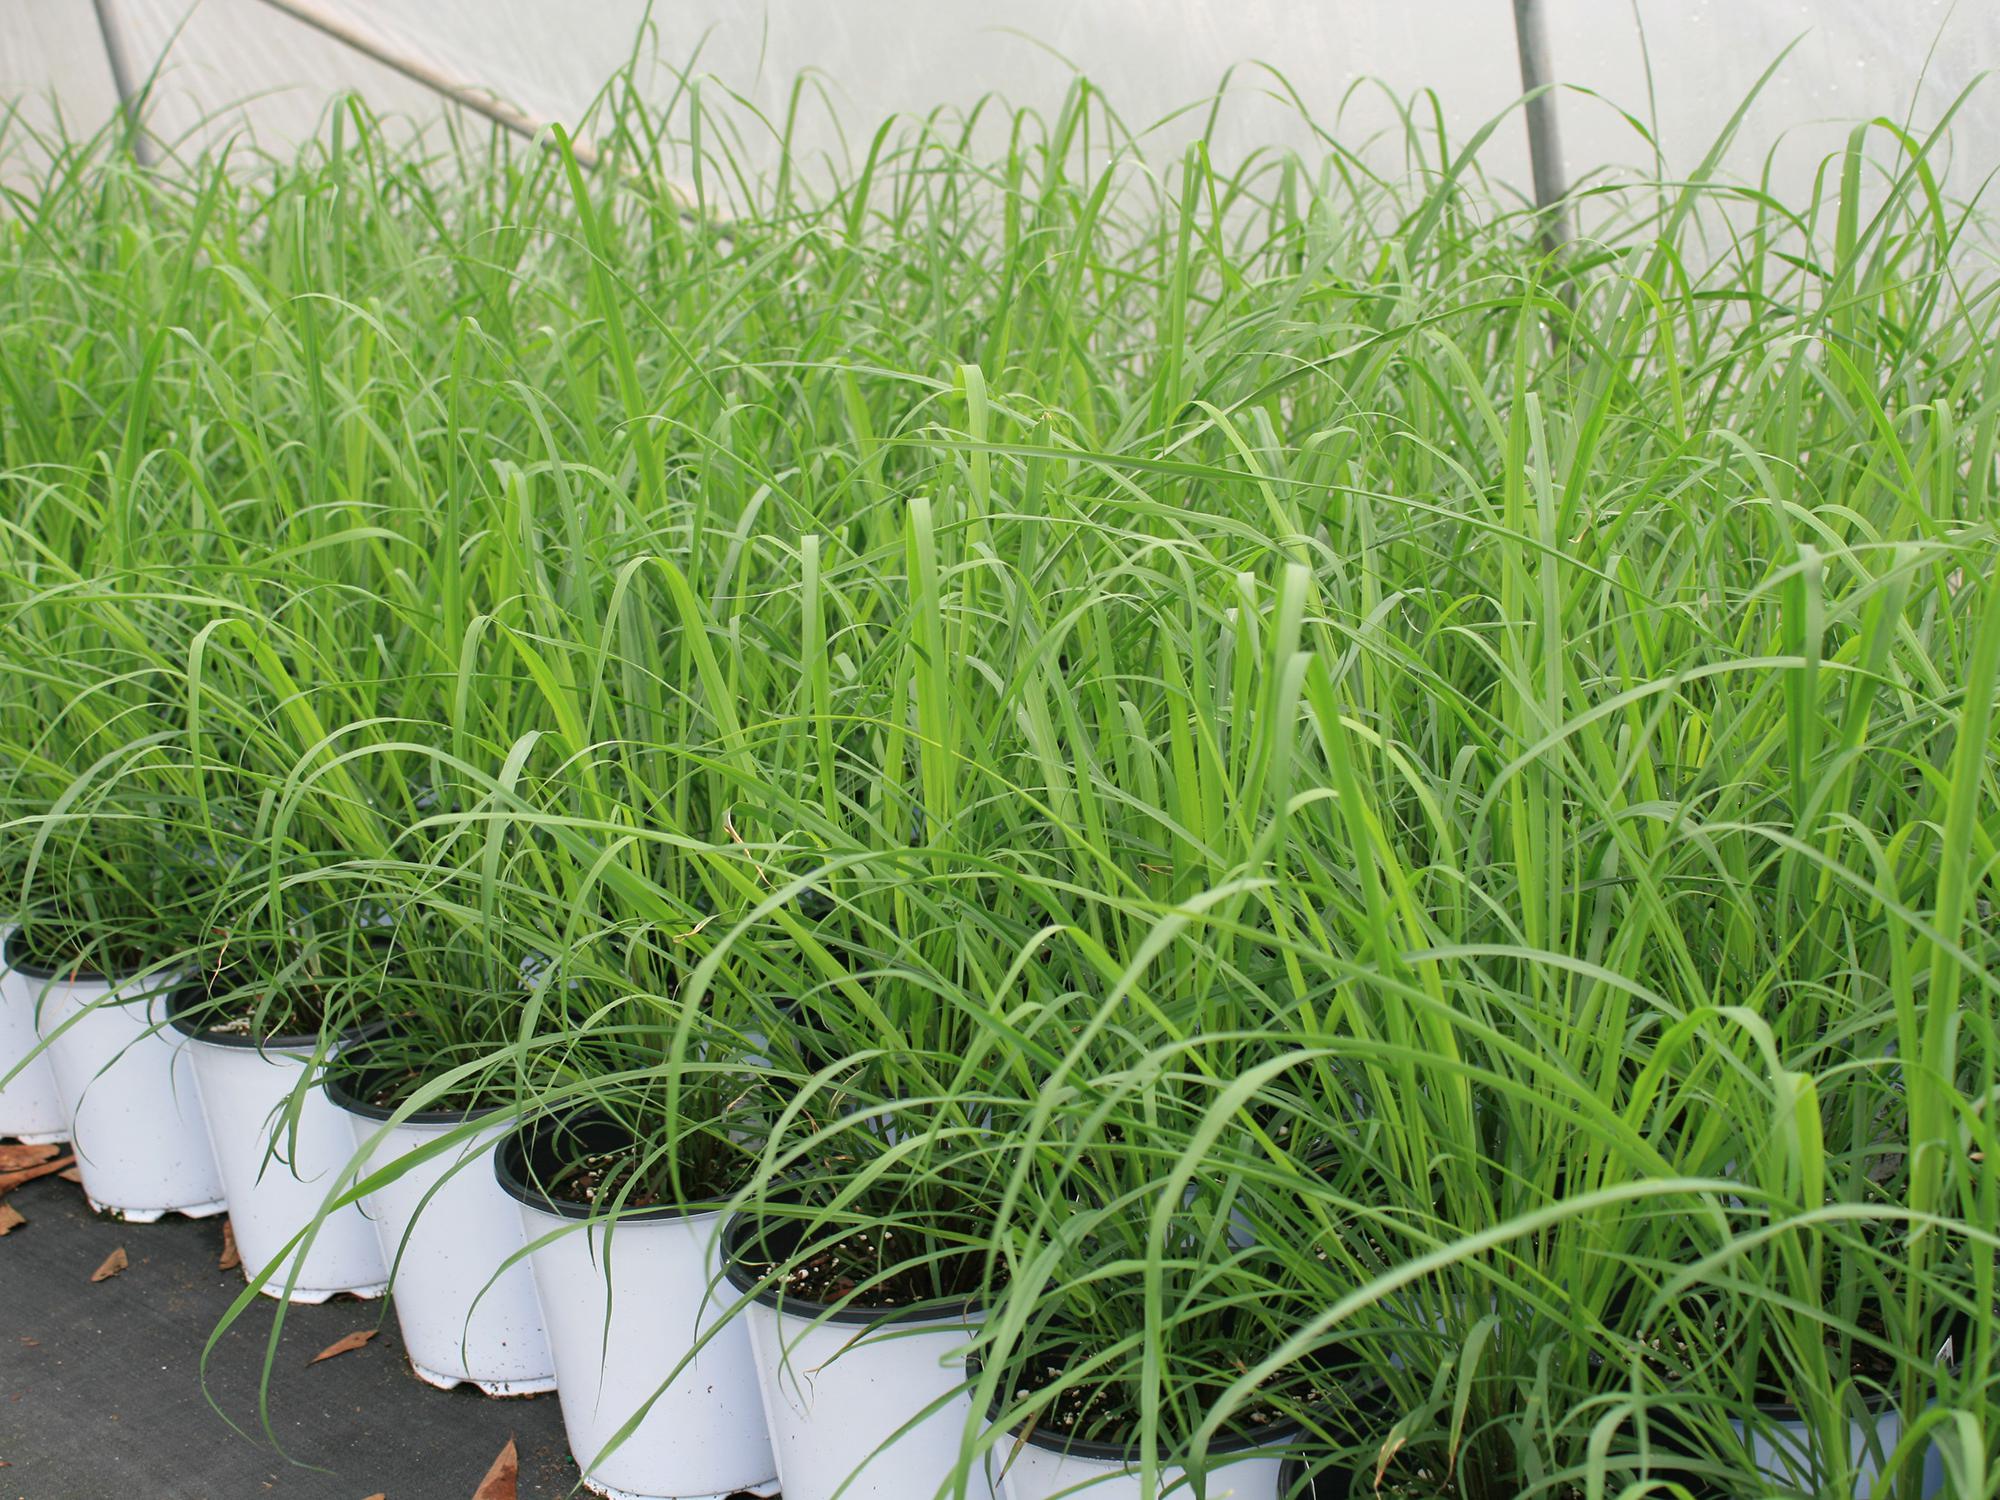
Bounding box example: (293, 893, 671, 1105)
(0, 1172, 579, 1498)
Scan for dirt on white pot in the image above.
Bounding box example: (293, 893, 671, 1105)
(1733, 1398, 1945, 1498)
(496, 1118, 778, 1500)
(0, 926, 67, 1144)
(996, 1421, 1294, 1500)
(13, 932, 223, 1219)
(326, 1064, 554, 1395)
(723, 1210, 995, 1500)
(172, 988, 387, 1303)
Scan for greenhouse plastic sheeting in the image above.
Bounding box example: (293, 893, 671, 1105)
(5, 1, 1998, 209)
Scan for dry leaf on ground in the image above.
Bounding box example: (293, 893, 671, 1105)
(309, 1329, 377, 1364)
(0, 1202, 26, 1236)
(90, 1247, 128, 1282)
(219, 1221, 240, 1270)
(58, 1167, 82, 1183)
(0, 1143, 59, 1170)
(470, 1436, 518, 1500)
(0, 1153, 74, 1196)
(361, 1493, 386, 1499)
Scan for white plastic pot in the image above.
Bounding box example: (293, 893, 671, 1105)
(997, 1422, 1293, 1500)
(173, 992, 388, 1303)
(0, 927, 67, 1144)
(724, 1211, 994, 1500)
(16, 936, 224, 1220)
(1734, 1401, 1945, 1498)
(327, 1068, 555, 1395)
(496, 1120, 778, 1500)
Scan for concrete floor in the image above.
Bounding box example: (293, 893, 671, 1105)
(0, 1170, 582, 1500)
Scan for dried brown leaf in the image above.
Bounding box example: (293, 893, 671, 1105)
(0, 1202, 25, 1236)
(309, 1328, 377, 1364)
(360, 1493, 386, 1499)
(58, 1167, 82, 1183)
(470, 1436, 517, 1500)
(91, 1246, 128, 1282)
(0, 1143, 59, 1170)
(219, 1221, 240, 1271)
(0, 1153, 74, 1196)
(1372, 1433, 1407, 1489)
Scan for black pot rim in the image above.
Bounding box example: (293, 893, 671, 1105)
(165, 931, 406, 1047)
(166, 979, 326, 1051)
(720, 1204, 985, 1326)
(493, 1114, 729, 1224)
(1290, 1453, 1554, 1498)
(2, 926, 166, 986)
(992, 1400, 1301, 1464)
(320, 1031, 504, 1127)
(1750, 1385, 1900, 1420)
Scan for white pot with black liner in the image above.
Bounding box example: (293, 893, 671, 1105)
(0, 925, 67, 1144)
(722, 1208, 996, 1500)
(6, 929, 224, 1219)
(324, 1055, 555, 1395)
(1612, 1289, 1951, 1499)
(995, 1412, 1296, 1500)
(1734, 1298, 1953, 1497)
(494, 1117, 778, 1500)
(169, 984, 388, 1303)
(1731, 1393, 1945, 1498)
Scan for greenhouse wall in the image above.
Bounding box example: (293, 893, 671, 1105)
(5, 0, 1997, 213)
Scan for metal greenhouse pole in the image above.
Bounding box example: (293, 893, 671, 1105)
(88, 0, 154, 164)
(242, 0, 705, 215)
(246, 0, 608, 169)
(1510, 0, 1572, 252)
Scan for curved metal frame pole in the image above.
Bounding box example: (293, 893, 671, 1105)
(246, 0, 606, 169)
(1511, 0, 1572, 253)
(89, 0, 155, 164)
(240, 0, 711, 217)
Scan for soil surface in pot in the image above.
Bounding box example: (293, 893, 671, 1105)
(178, 975, 335, 1043)
(325, 1034, 501, 1116)
(556, 1146, 674, 1209)
(1349, 1453, 1586, 1500)
(357, 1063, 490, 1114)
(182, 936, 409, 1043)
(1623, 1289, 1904, 1396)
(784, 1223, 992, 1306)
(526, 1128, 747, 1211)
(734, 1208, 998, 1310)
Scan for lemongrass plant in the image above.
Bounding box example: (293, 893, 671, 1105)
(0, 577, 263, 978)
(969, 1068, 1380, 1457)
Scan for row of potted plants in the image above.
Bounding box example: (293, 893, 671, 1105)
(0, 884, 1977, 1500)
